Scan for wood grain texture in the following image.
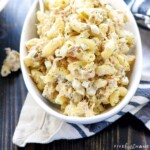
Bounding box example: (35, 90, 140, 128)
(0, 0, 150, 150)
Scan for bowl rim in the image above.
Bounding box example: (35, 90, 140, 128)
(20, 0, 142, 124)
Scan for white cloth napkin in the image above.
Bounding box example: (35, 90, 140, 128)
(13, 27, 150, 147)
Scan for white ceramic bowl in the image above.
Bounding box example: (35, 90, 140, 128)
(20, 0, 142, 124)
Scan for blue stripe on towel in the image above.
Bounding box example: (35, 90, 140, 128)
(124, 0, 132, 5)
(140, 80, 150, 84)
(134, 102, 150, 123)
(129, 102, 140, 107)
(83, 121, 110, 133)
(117, 111, 126, 116)
(69, 124, 87, 137)
(135, 88, 150, 99)
(138, 0, 150, 15)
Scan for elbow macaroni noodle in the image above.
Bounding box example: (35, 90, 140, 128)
(24, 0, 135, 117)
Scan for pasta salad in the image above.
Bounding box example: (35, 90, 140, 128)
(1, 48, 20, 77)
(24, 0, 135, 117)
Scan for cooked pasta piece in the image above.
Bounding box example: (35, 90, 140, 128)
(31, 70, 45, 91)
(42, 36, 64, 57)
(46, 17, 65, 39)
(96, 65, 117, 76)
(101, 39, 116, 59)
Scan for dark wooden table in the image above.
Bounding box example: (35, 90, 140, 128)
(0, 0, 150, 150)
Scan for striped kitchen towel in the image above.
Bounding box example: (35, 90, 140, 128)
(125, 0, 150, 29)
(13, 0, 150, 147)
